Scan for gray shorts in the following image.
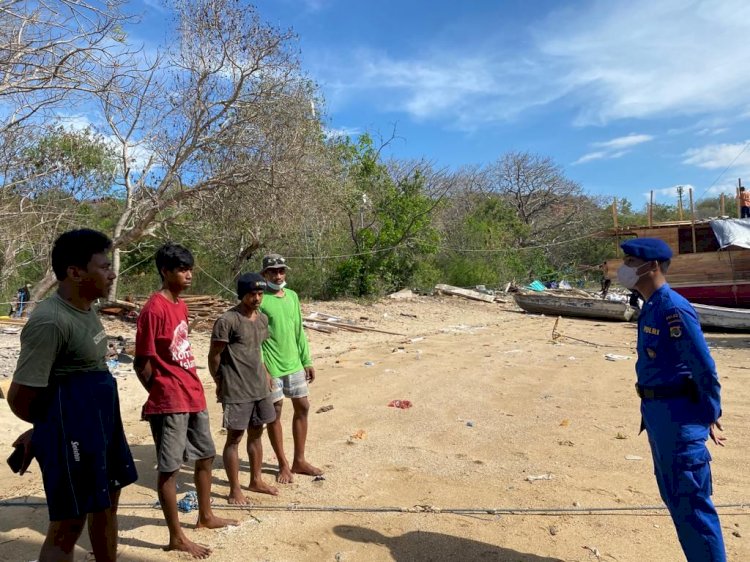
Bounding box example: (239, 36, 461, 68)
(269, 370, 309, 402)
(148, 410, 216, 473)
(222, 396, 276, 430)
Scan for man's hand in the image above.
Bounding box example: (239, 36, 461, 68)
(709, 420, 726, 447)
(11, 428, 34, 475)
(304, 365, 315, 384)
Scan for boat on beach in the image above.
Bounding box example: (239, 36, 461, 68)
(692, 303, 750, 331)
(513, 292, 639, 322)
(603, 218, 750, 308)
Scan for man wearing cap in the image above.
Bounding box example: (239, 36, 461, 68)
(617, 237, 726, 561)
(260, 253, 322, 483)
(208, 272, 278, 501)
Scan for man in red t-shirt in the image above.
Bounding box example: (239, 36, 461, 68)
(135, 243, 235, 558)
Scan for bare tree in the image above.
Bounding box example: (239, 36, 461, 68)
(59, 0, 308, 298)
(486, 151, 586, 245)
(0, 0, 135, 299)
(0, 0, 132, 130)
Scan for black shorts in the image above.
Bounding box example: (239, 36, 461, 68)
(222, 396, 276, 430)
(33, 371, 138, 521)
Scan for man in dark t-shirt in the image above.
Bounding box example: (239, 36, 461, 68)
(209, 272, 277, 502)
(8, 229, 137, 562)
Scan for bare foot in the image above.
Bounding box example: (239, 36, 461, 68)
(276, 466, 294, 484)
(249, 479, 279, 496)
(292, 460, 323, 476)
(166, 536, 212, 559)
(227, 489, 249, 505)
(196, 514, 238, 530)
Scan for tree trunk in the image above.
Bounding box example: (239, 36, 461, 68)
(108, 246, 122, 300)
(30, 268, 58, 305)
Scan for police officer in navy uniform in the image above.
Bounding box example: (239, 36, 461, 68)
(618, 238, 726, 561)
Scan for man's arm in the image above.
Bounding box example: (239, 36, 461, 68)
(7, 382, 45, 424)
(667, 307, 722, 423)
(207, 340, 226, 403)
(207, 340, 226, 381)
(293, 294, 314, 382)
(133, 356, 154, 391)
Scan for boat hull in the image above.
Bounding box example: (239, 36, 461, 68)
(692, 303, 750, 331)
(514, 293, 638, 322)
(671, 283, 750, 308)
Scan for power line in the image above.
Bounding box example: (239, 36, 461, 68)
(697, 139, 750, 199)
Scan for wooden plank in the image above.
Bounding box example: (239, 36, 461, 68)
(434, 284, 497, 303)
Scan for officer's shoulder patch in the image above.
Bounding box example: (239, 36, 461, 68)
(670, 325, 682, 338)
(664, 307, 684, 326)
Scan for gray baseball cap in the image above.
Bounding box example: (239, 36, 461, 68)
(261, 253, 290, 271)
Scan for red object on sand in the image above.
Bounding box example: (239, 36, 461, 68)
(388, 399, 413, 409)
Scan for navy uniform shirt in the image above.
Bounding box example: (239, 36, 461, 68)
(636, 284, 721, 425)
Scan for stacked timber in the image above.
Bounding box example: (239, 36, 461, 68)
(181, 295, 234, 331)
(96, 294, 236, 331)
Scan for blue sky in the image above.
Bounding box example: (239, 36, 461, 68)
(129, 0, 750, 209)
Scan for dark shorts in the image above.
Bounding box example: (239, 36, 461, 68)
(148, 410, 216, 473)
(222, 396, 276, 430)
(32, 371, 138, 521)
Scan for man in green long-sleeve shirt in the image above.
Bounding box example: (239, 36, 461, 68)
(260, 254, 322, 483)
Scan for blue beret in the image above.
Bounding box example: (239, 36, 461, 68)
(620, 238, 673, 261)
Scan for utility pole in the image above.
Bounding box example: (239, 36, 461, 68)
(676, 185, 684, 220)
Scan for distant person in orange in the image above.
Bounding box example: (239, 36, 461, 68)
(739, 186, 750, 218)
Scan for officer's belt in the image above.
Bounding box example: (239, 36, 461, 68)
(635, 381, 693, 400)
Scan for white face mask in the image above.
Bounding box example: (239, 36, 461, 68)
(266, 280, 287, 291)
(616, 263, 649, 289)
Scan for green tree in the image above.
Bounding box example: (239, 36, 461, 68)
(328, 135, 441, 297)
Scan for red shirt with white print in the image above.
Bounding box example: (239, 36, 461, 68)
(136, 292, 207, 415)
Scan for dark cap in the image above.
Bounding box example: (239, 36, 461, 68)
(237, 272, 267, 299)
(261, 253, 290, 271)
(620, 238, 673, 262)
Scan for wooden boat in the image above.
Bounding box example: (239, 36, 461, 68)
(603, 218, 750, 308)
(513, 292, 639, 322)
(692, 303, 750, 331)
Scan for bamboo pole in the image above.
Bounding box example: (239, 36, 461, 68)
(649, 190, 654, 227)
(689, 188, 697, 253)
(612, 198, 619, 256)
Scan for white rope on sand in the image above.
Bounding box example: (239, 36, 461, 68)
(0, 500, 747, 515)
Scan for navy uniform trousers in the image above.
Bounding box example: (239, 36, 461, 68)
(642, 400, 725, 561)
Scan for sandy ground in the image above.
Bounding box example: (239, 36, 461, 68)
(0, 294, 748, 562)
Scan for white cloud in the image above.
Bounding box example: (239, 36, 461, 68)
(54, 113, 155, 173)
(573, 151, 607, 165)
(537, 0, 750, 125)
(573, 133, 653, 165)
(317, 0, 750, 129)
(682, 140, 750, 170)
(324, 126, 361, 139)
(643, 185, 695, 201)
(594, 134, 653, 150)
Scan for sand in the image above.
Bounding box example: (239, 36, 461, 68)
(0, 295, 748, 561)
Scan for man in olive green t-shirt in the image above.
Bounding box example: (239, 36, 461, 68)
(8, 229, 137, 562)
(260, 253, 322, 483)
